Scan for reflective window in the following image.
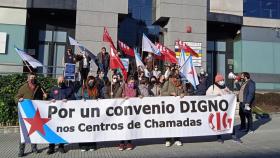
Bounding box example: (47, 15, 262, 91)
(244, 0, 280, 19)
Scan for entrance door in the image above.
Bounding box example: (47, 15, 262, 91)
(207, 41, 226, 84)
(38, 30, 67, 77)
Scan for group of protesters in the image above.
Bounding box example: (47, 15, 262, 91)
(15, 47, 256, 157)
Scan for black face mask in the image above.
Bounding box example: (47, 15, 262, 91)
(240, 78, 245, 82)
(59, 82, 65, 87)
(30, 79, 37, 85)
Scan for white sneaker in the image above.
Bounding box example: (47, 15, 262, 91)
(165, 141, 171, 147)
(175, 141, 182, 146)
(89, 149, 95, 152)
(81, 149, 87, 152)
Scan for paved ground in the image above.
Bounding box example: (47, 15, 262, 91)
(0, 115, 280, 158)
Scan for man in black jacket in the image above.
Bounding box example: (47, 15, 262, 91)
(47, 76, 74, 155)
(235, 72, 256, 133)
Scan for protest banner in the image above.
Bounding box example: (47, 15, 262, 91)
(19, 94, 236, 144)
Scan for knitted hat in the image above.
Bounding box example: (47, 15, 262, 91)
(215, 74, 224, 82)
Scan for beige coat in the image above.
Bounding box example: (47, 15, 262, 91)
(206, 84, 231, 96)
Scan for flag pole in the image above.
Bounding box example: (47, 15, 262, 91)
(110, 69, 113, 98)
(22, 60, 33, 72)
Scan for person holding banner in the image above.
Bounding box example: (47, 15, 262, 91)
(138, 77, 150, 97)
(206, 74, 232, 144)
(75, 75, 98, 151)
(148, 76, 161, 96)
(104, 74, 123, 99)
(118, 76, 139, 151)
(161, 70, 185, 147)
(96, 71, 106, 99)
(47, 76, 74, 155)
(15, 72, 47, 157)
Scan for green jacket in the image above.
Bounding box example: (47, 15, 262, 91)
(161, 79, 184, 96)
(15, 82, 44, 103)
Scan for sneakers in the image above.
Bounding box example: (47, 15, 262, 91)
(165, 141, 171, 147)
(118, 144, 125, 151)
(89, 148, 95, 152)
(247, 130, 255, 134)
(81, 149, 87, 152)
(217, 139, 224, 144)
(232, 135, 243, 144)
(175, 141, 183, 146)
(126, 143, 134, 150)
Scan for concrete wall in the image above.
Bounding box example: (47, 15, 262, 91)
(154, 0, 207, 69)
(0, 0, 27, 8)
(26, 0, 76, 10)
(209, 0, 243, 16)
(243, 17, 280, 28)
(0, 7, 27, 73)
(75, 0, 128, 55)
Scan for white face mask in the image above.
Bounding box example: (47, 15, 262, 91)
(113, 78, 117, 83)
(148, 54, 152, 57)
(218, 80, 225, 86)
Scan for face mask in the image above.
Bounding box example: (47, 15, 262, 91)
(148, 54, 152, 57)
(151, 80, 156, 84)
(128, 83, 134, 88)
(30, 79, 37, 85)
(240, 78, 245, 82)
(218, 80, 225, 86)
(59, 82, 65, 87)
(100, 74, 104, 78)
(113, 78, 117, 83)
(154, 68, 158, 71)
(88, 82, 94, 88)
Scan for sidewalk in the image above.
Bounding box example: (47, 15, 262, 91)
(0, 115, 280, 158)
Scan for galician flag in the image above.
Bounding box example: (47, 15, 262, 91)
(15, 47, 43, 68)
(179, 49, 199, 89)
(68, 36, 82, 46)
(142, 34, 161, 56)
(134, 48, 145, 70)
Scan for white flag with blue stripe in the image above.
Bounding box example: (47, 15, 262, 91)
(142, 34, 161, 56)
(179, 49, 199, 89)
(15, 47, 43, 68)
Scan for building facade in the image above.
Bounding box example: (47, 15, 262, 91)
(0, 0, 279, 90)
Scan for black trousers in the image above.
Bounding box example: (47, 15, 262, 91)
(19, 143, 37, 152)
(120, 140, 132, 144)
(239, 102, 253, 130)
(166, 137, 180, 141)
(49, 143, 64, 150)
(79, 142, 96, 149)
(80, 68, 89, 84)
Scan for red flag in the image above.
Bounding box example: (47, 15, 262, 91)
(155, 42, 177, 64)
(118, 40, 135, 57)
(176, 40, 199, 57)
(109, 47, 127, 80)
(103, 27, 117, 51)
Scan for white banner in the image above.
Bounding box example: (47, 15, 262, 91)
(19, 95, 236, 144)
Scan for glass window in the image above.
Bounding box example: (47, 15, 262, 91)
(54, 31, 67, 43)
(39, 30, 52, 42)
(244, 0, 280, 19)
